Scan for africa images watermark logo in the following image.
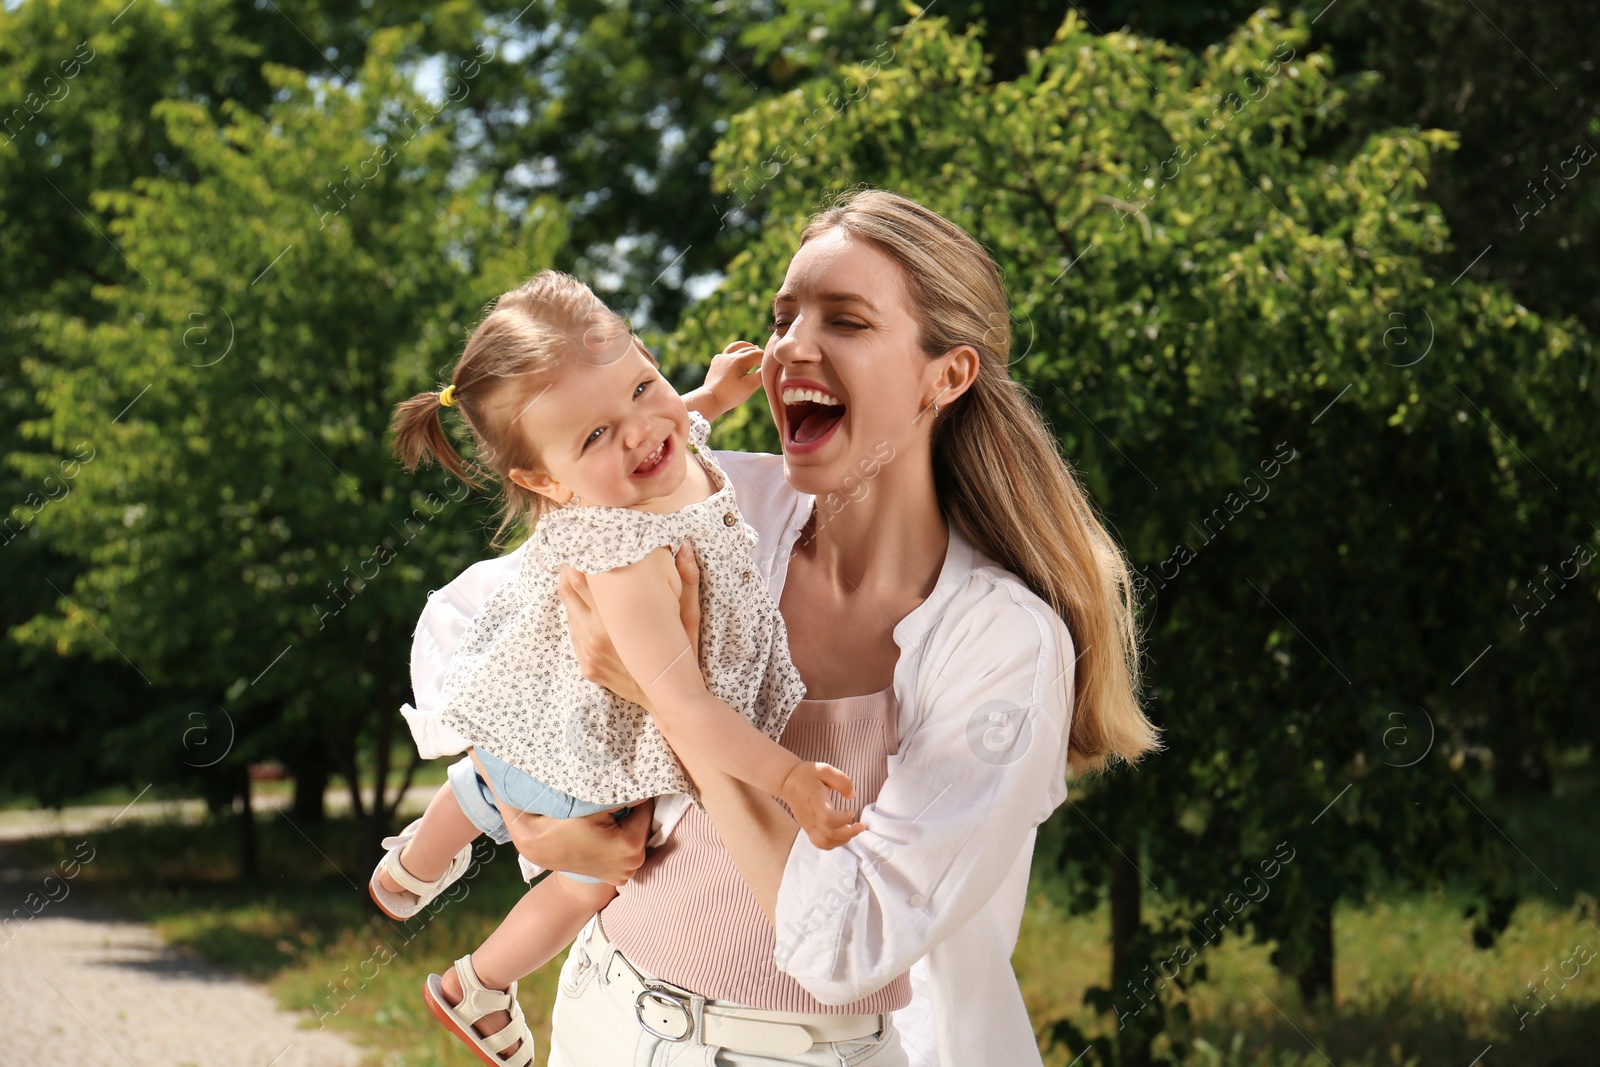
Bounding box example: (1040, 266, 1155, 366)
(966, 699, 1034, 766)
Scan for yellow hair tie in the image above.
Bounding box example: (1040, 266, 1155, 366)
(438, 384, 457, 408)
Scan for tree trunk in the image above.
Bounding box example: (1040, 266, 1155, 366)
(236, 764, 259, 881)
(1294, 896, 1335, 1006)
(1110, 828, 1152, 1067)
(351, 807, 385, 881)
(332, 762, 381, 881)
(1487, 674, 1552, 797)
(290, 760, 329, 823)
(1491, 737, 1552, 797)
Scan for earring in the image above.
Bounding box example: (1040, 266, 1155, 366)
(932, 399, 940, 417)
(565, 492, 582, 507)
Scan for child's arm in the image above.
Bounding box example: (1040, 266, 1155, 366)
(586, 548, 863, 850)
(682, 341, 765, 422)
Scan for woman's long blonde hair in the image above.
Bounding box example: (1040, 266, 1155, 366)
(802, 190, 1159, 774)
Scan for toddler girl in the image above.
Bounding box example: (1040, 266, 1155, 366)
(371, 271, 859, 1067)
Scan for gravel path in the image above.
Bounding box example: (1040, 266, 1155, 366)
(0, 851, 366, 1067)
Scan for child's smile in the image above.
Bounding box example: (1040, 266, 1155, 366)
(632, 433, 672, 479)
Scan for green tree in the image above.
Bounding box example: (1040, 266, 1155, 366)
(674, 11, 1598, 1060)
(440, 0, 805, 326)
(13, 27, 565, 872)
(0, 0, 483, 818)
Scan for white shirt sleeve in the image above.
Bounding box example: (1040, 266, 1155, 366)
(398, 547, 527, 759)
(771, 578, 1074, 1006)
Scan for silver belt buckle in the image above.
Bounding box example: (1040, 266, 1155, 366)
(634, 985, 693, 1042)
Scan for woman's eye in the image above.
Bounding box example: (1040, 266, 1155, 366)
(771, 317, 792, 333)
(834, 320, 867, 331)
(634, 381, 651, 399)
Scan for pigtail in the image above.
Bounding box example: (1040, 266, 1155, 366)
(389, 388, 485, 489)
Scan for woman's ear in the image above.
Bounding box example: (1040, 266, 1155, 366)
(926, 344, 981, 411)
(508, 466, 572, 504)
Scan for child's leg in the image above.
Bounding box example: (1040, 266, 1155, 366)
(376, 781, 481, 896)
(438, 875, 618, 1051)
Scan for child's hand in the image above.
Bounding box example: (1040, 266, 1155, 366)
(780, 760, 866, 850)
(698, 341, 765, 417)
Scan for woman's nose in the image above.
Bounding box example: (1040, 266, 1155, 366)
(771, 316, 819, 365)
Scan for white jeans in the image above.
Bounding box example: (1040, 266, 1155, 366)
(548, 919, 908, 1067)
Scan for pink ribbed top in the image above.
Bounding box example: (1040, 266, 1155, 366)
(599, 685, 913, 1013)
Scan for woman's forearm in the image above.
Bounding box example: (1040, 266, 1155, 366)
(624, 687, 799, 920)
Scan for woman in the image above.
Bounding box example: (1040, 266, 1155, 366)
(410, 190, 1158, 1065)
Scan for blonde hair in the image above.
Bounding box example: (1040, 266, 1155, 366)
(390, 270, 633, 547)
(801, 190, 1159, 774)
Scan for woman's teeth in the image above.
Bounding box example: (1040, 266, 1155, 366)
(780, 388, 843, 406)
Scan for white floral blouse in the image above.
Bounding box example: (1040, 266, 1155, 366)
(437, 410, 807, 807)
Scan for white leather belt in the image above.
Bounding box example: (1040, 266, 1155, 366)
(584, 920, 886, 1056)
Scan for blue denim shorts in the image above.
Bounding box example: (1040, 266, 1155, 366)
(447, 750, 632, 885)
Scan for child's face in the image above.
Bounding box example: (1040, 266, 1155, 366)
(510, 337, 693, 510)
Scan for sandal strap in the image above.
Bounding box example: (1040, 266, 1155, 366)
(453, 955, 515, 1019)
(487, 1032, 535, 1067)
(479, 996, 535, 1067)
(381, 845, 443, 898)
(480, 1021, 526, 1055)
(428, 961, 536, 1067)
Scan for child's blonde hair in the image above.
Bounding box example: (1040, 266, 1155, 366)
(390, 270, 634, 546)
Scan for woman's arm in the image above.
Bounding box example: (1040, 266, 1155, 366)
(563, 563, 1074, 1004)
(558, 544, 801, 915)
(584, 548, 863, 849)
(767, 595, 1073, 1003)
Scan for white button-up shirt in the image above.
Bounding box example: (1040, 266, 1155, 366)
(401, 447, 1075, 1067)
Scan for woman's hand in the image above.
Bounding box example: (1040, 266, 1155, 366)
(780, 761, 866, 850)
(559, 540, 702, 708)
(502, 799, 656, 887)
(470, 748, 655, 885)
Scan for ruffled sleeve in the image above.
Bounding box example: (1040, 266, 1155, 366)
(688, 408, 712, 451)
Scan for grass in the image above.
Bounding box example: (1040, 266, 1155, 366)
(11, 778, 1600, 1067)
(1013, 889, 1600, 1066)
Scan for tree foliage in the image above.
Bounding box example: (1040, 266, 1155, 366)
(11, 25, 564, 862)
(3, 0, 1595, 1054)
(674, 10, 1598, 1057)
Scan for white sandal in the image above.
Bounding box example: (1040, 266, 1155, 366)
(423, 955, 536, 1067)
(367, 818, 474, 921)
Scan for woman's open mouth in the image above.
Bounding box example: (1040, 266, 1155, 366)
(632, 434, 673, 477)
(781, 383, 845, 454)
